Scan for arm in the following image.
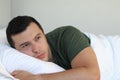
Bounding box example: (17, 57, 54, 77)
(12, 46, 100, 80)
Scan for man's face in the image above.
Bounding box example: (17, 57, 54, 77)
(12, 22, 50, 61)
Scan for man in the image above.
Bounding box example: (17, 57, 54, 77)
(6, 16, 100, 80)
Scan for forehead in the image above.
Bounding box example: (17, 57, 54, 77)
(11, 22, 43, 44)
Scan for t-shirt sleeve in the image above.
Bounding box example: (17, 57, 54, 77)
(61, 26, 90, 62)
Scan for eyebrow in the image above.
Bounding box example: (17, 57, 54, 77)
(35, 33, 42, 38)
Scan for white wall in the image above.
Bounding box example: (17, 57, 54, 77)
(11, 0, 120, 35)
(0, 0, 11, 28)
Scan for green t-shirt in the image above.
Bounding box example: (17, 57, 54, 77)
(46, 26, 90, 69)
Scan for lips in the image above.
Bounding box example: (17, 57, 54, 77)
(36, 53, 45, 59)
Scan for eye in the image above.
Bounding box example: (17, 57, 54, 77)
(21, 43, 30, 48)
(35, 35, 41, 41)
(37, 36, 41, 40)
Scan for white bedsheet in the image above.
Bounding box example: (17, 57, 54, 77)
(85, 33, 120, 80)
(0, 61, 17, 80)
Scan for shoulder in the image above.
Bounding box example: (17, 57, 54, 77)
(55, 25, 80, 32)
(46, 26, 81, 35)
(46, 25, 86, 40)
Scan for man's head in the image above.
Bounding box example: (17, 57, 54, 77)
(6, 16, 51, 61)
(6, 16, 44, 48)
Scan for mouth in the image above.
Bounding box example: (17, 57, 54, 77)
(36, 53, 45, 59)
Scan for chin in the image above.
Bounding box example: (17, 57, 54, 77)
(39, 58, 48, 61)
(43, 58, 48, 61)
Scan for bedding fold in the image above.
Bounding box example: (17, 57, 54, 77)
(85, 33, 120, 80)
(0, 44, 65, 80)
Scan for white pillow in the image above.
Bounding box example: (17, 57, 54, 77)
(0, 27, 8, 44)
(0, 44, 65, 80)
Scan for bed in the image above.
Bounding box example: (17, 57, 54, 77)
(0, 27, 120, 80)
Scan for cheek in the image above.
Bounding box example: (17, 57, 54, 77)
(41, 39, 49, 50)
(19, 49, 34, 57)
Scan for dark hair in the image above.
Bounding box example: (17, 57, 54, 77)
(6, 16, 44, 48)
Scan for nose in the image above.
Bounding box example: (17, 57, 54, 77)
(32, 42, 40, 54)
